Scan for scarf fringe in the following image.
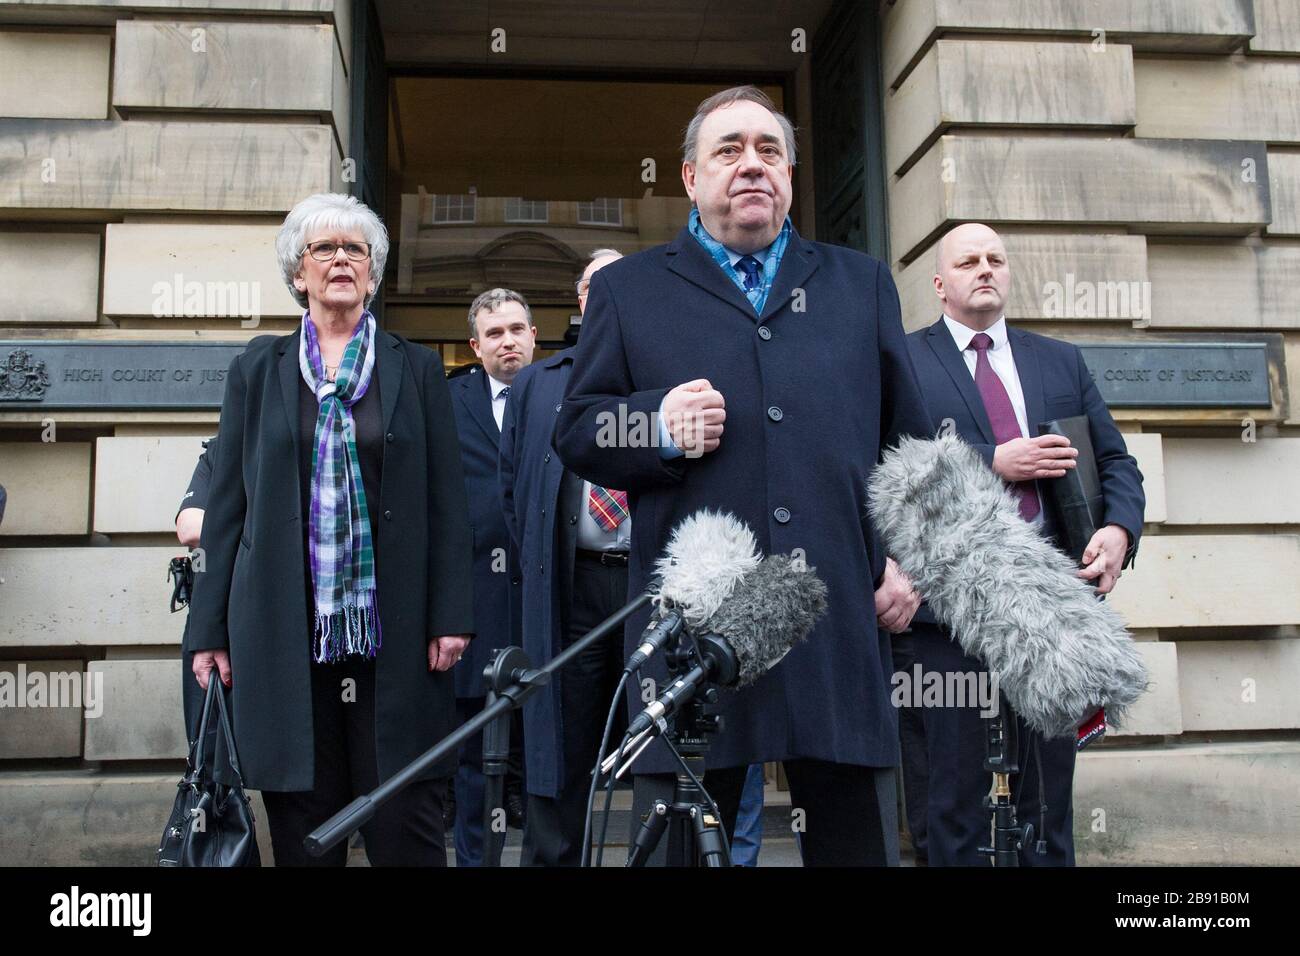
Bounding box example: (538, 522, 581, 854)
(313, 592, 383, 663)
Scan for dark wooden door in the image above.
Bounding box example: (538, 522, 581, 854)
(350, 0, 389, 322)
(812, 0, 889, 262)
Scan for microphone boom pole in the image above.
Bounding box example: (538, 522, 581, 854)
(303, 590, 653, 859)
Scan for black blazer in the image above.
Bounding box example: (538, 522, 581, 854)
(449, 365, 521, 699)
(906, 317, 1146, 624)
(187, 327, 474, 791)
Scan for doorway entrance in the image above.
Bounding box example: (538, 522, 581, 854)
(353, 0, 884, 367)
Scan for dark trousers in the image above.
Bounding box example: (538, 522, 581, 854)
(260, 655, 449, 867)
(631, 760, 899, 866)
(905, 622, 1076, 866)
(521, 554, 628, 866)
(453, 696, 525, 867)
(892, 631, 930, 864)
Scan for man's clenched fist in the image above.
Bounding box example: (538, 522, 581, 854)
(662, 378, 726, 457)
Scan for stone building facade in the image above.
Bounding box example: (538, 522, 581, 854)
(1, 0, 1297, 864)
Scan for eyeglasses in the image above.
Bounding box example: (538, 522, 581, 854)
(302, 240, 371, 262)
(574, 279, 591, 296)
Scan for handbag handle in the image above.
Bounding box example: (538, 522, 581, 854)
(188, 675, 220, 781)
(208, 675, 248, 789)
(190, 675, 248, 791)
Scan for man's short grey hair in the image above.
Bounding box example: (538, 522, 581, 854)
(682, 85, 797, 167)
(586, 248, 622, 270)
(468, 288, 532, 340)
(275, 192, 390, 309)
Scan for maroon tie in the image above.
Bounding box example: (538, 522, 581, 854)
(968, 332, 1040, 521)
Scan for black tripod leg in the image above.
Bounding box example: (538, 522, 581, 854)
(692, 806, 730, 867)
(625, 800, 670, 867)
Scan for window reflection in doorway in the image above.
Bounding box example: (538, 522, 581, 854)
(386, 76, 786, 364)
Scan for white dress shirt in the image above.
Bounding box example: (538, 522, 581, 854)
(942, 314, 1031, 440)
(942, 313, 1044, 522)
(487, 373, 511, 431)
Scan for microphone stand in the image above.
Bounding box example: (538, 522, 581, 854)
(623, 634, 732, 868)
(978, 692, 1032, 867)
(303, 590, 653, 862)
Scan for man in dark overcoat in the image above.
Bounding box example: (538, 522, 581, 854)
(499, 249, 630, 866)
(553, 86, 933, 865)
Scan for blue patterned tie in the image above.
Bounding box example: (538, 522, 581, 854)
(735, 255, 761, 292)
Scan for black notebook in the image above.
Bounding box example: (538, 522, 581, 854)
(1036, 415, 1104, 565)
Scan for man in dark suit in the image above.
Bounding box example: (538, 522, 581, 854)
(901, 222, 1145, 865)
(448, 288, 534, 866)
(553, 86, 934, 866)
(499, 249, 628, 866)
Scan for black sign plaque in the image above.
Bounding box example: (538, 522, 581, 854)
(1077, 342, 1271, 408)
(0, 341, 245, 410)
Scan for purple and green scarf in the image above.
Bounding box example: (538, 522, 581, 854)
(299, 312, 381, 663)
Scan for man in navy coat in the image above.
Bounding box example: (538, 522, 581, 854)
(448, 288, 533, 866)
(901, 222, 1145, 865)
(499, 249, 630, 866)
(553, 86, 934, 866)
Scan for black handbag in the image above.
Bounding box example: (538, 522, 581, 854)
(158, 675, 261, 867)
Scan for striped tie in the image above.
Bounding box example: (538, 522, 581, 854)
(587, 484, 629, 532)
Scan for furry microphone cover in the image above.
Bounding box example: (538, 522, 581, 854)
(867, 435, 1148, 738)
(654, 510, 828, 687)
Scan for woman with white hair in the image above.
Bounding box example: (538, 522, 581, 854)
(187, 192, 474, 866)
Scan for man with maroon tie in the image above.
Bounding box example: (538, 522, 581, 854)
(901, 222, 1145, 866)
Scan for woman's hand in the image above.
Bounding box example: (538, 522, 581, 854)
(428, 635, 471, 672)
(193, 649, 232, 689)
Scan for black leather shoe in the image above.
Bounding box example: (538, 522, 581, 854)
(443, 786, 457, 833)
(505, 790, 526, 830)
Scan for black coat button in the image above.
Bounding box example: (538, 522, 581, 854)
(569, 516, 578, 525)
(774, 507, 791, 524)
(384, 510, 392, 520)
(544, 453, 550, 463)
(767, 406, 783, 422)
(555, 403, 562, 412)
(758, 326, 772, 340)
(385, 432, 394, 442)
(511, 577, 521, 585)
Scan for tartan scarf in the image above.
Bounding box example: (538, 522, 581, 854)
(299, 311, 382, 663)
(688, 207, 792, 315)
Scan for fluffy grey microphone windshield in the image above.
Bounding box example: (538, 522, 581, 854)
(866, 435, 1148, 738)
(655, 510, 763, 629)
(700, 554, 828, 688)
